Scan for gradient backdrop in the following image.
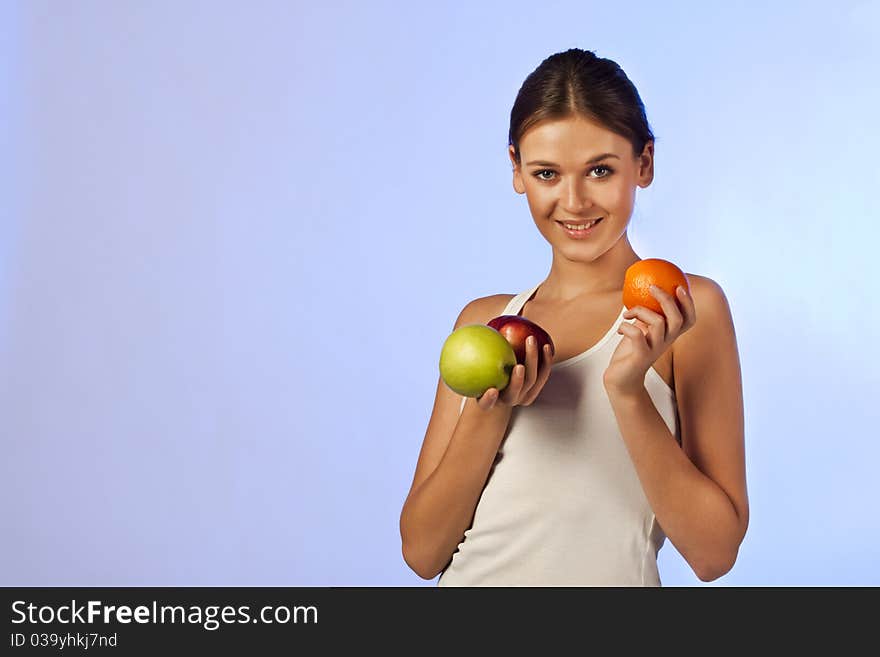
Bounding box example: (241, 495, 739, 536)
(2, 0, 878, 586)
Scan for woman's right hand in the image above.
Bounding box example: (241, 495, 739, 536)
(476, 337, 554, 411)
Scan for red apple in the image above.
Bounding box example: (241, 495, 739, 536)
(486, 315, 555, 366)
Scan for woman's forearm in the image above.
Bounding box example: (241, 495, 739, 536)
(606, 386, 746, 581)
(400, 399, 512, 579)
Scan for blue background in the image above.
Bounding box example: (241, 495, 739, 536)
(2, 0, 878, 585)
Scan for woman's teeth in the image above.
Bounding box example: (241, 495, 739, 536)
(562, 218, 601, 231)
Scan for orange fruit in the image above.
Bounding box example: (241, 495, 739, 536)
(623, 258, 690, 315)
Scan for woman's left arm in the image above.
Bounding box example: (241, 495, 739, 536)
(605, 277, 749, 582)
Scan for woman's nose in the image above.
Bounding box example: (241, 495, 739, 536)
(561, 177, 591, 213)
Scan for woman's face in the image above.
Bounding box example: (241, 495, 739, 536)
(509, 114, 653, 261)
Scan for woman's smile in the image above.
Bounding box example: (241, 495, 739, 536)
(556, 217, 604, 238)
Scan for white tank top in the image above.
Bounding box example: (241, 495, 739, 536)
(437, 281, 681, 586)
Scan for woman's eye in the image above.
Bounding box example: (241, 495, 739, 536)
(532, 166, 613, 182)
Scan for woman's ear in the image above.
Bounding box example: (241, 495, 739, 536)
(509, 146, 526, 194)
(637, 141, 654, 188)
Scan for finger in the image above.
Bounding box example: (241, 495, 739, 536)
(499, 364, 525, 405)
(623, 304, 663, 326)
(523, 336, 539, 391)
(623, 306, 664, 348)
(617, 320, 650, 353)
(539, 343, 554, 380)
(676, 285, 696, 330)
(650, 285, 683, 337)
(477, 388, 495, 410)
(623, 312, 649, 335)
(522, 344, 554, 405)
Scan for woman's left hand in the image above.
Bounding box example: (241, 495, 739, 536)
(603, 284, 696, 397)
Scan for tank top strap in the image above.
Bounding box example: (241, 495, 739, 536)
(503, 281, 543, 316)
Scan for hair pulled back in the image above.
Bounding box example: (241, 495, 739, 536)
(509, 48, 655, 163)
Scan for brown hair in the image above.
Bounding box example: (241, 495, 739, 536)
(509, 48, 655, 164)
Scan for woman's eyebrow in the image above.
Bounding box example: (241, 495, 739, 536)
(525, 153, 620, 166)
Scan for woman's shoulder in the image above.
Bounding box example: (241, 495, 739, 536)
(455, 293, 518, 328)
(684, 273, 732, 312)
(675, 273, 737, 357)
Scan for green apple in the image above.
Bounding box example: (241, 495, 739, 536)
(439, 324, 517, 397)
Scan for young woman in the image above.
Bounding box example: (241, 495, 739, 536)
(399, 48, 748, 586)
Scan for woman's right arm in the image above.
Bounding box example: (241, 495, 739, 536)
(399, 296, 553, 579)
